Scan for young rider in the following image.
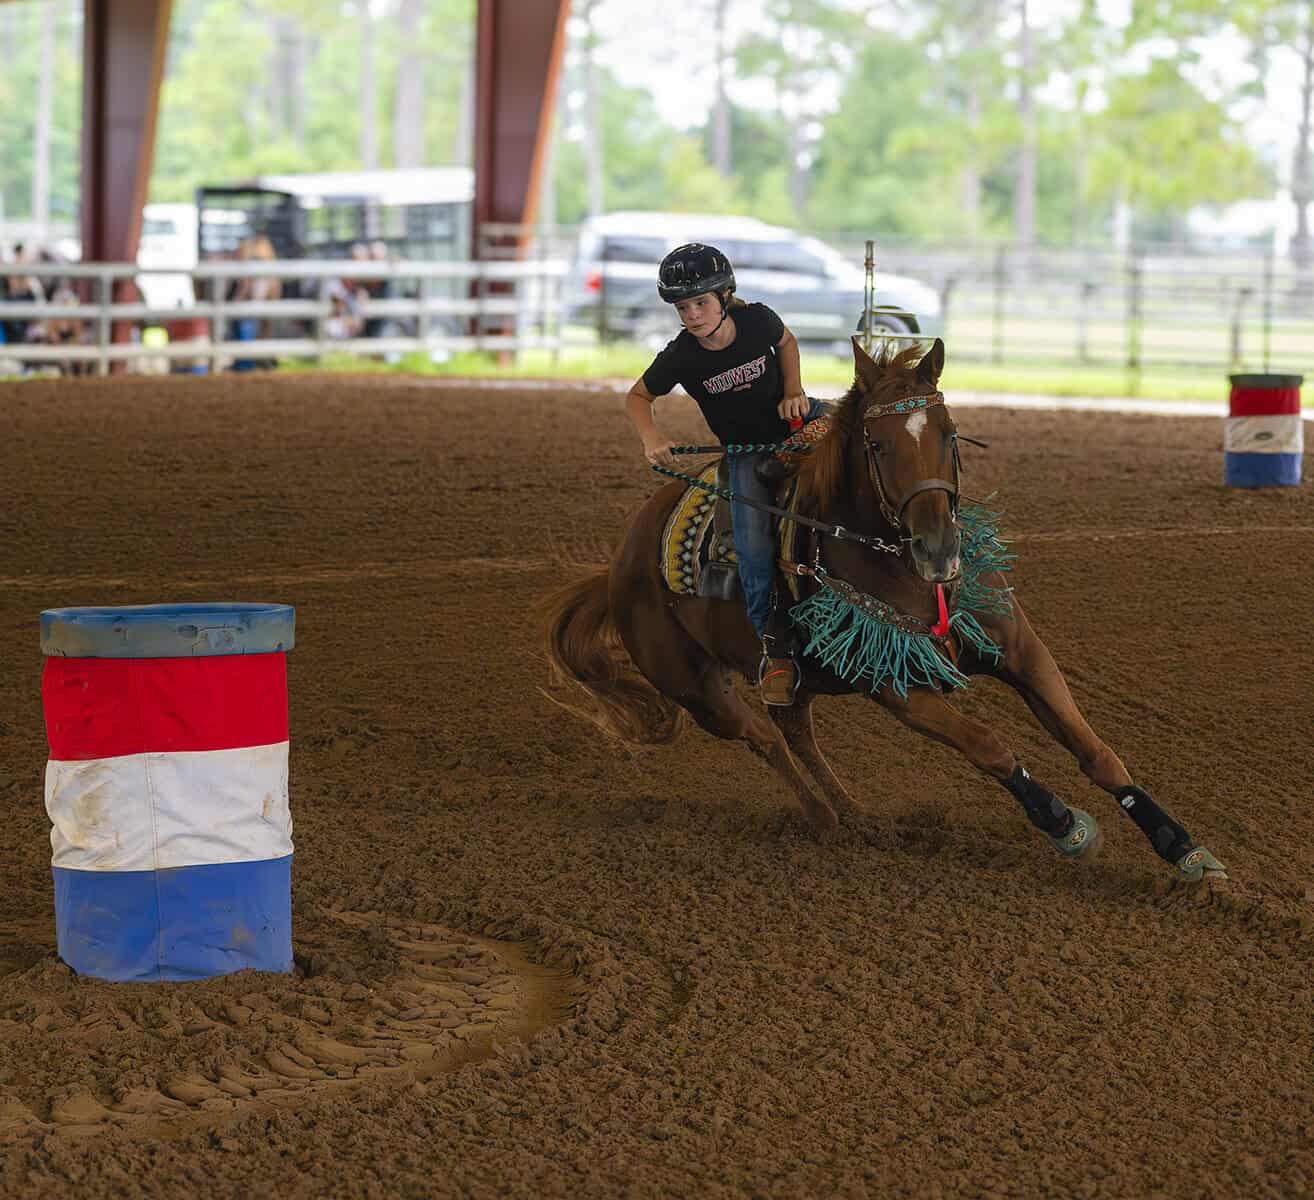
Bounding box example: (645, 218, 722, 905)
(623, 242, 825, 708)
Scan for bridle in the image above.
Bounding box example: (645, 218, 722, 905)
(862, 390, 964, 531)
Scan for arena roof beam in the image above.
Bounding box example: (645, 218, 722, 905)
(473, 0, 569, 256)
(81, 0, 173, 264)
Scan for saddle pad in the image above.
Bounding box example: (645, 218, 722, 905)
(661, 462, 722, 594)
(658, 414, 832, 596)
(659, 464, 805, 597)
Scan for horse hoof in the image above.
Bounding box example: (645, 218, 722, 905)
(805, 808, 840, 843)
(837, 798, 870, 823)
(1176, 845, 1227, 882)
(1048, 807, 1102, 860)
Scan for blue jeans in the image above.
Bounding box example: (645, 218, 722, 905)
(729, 398, 828, 637)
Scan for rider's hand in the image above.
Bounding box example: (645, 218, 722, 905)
(643, 436, 678, 468)
(778, 391, 810, 423)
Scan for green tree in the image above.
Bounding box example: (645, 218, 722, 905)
(552, 64, 734, 223)
(806, 33, 978, 237)
(0, 1, 81, 227)
(734, 0, 863, 218)
(151, 0, 474, 204)
(1084, 57, 1268, 239)
(701, 104, 789, 216)
(153, 0, 292, 200)
(1233, 0, 1314, 267)
(661, 135, 742, 212)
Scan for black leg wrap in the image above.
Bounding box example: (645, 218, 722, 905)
(1001, 765, 1073, 838)
(1116, 785, 1194, 864)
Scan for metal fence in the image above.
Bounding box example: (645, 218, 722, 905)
(0, 257, 568, 376)
(1, 238, 1309, 378)
(490, 225, 1311, 376)
(828, 238, 1311, 376)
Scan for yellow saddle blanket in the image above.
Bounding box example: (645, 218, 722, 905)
(660, 462, 728, 594)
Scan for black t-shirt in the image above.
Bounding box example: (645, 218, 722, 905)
(642, 302, 789, 445)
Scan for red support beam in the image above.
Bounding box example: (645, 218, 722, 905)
(81, 0, 174, 264)
(473, 0, 570, 257)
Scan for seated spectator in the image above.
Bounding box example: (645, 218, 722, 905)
(228, 235, 282, 370)
(323, 275, 364, 340)
(2, 243, 46, 348)
(351, 241, 387, 337)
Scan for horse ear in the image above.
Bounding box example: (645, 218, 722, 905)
(917, 337, 945, 386)
(851, 334, 881, 389)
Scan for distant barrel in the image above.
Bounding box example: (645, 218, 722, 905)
(40, 603, 296, 982)
(1225, 373, 1304, 487)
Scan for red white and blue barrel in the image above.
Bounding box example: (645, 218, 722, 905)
(1225, 373, 1304, 487)
(40, 603, 296, 982)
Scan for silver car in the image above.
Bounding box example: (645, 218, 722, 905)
(565, 211, 943, 351)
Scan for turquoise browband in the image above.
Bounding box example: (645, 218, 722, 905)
(867, 390, 944, 419)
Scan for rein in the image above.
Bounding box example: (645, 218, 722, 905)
(651, 388, 961, 556)
(649, 453, 905, 555)
(647, 385, 1012, 697)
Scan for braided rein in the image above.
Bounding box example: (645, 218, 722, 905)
(649, 439, 905, 556)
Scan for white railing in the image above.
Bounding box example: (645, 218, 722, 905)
(0, 258, 569, 375)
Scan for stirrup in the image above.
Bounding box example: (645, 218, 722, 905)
(759, 655, 799, 707)
(1175, 845, 1227, 882)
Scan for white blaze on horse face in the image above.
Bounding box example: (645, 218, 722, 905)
(905, 409, 929, 444)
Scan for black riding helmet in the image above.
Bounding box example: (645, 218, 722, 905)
(657, 243, 736, 303)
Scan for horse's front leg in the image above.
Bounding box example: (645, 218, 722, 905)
(769, 693, 867, 821)
(993, 604, 1226, 882)
(875, 686, 1103, 862)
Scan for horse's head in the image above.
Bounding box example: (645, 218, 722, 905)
(854, 337, 961, 582)
(800, 337, 962, 583)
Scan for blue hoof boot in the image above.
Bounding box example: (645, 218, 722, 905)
(1176, 845, 1227, 882)
(1048, 807, 1102, 859)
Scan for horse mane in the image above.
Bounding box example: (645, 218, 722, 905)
(795, 342, 927, 512)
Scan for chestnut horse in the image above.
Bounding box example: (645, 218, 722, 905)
(544, 338, 1225, 882)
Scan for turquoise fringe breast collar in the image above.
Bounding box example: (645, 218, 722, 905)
(785, 500, 1015, 698)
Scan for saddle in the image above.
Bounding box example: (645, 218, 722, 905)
(659, 416, 831, 600)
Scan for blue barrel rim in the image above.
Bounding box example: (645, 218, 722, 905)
(41, 602, 296, 658)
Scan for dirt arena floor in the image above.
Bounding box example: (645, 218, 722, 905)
(1, 372, 1313, 1198)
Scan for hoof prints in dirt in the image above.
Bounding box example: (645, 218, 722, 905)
(0, 912, 577, 1142)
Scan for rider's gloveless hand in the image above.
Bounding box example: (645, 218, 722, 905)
(778, 391, 810, 422)
(644, 438, 677, 468)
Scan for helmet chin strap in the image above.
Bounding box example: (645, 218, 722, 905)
(694, 293, 730, 343)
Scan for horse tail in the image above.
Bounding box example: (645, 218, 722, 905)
(542, 567, 686, 745)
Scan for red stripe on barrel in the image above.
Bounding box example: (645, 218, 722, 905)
(43, 653, 289, 761)
(1228, 386, 1301, 417)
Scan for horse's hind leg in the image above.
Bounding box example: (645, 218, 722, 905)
(618, 602, 839, 840)
(684, 667, 840, 840)
(876, 686, 1102, 861)
(995, 606, 1225, 880)
(770, 695, 867, 821)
